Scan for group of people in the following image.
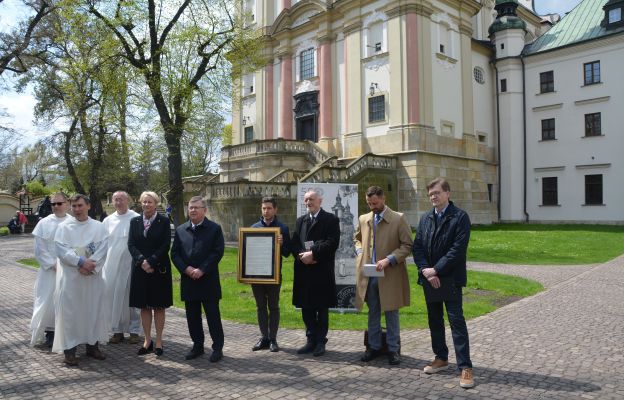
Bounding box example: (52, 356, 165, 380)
(7, 210, 28, 234)
(28, 176, 474, 389)
(29, 190, 226, 365)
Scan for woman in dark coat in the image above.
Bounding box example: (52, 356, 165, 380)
(128, 191, 172, 356)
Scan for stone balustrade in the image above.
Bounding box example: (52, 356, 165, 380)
(203, 182, 295, 200)
(221, 139, 331, 166)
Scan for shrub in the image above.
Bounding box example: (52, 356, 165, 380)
(25, 180, 52, 197)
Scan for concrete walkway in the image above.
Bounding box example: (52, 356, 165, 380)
(1, 235, 623, 399)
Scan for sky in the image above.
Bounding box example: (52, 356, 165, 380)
(0, 0, 586, 147)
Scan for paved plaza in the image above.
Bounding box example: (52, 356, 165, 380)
(1, 234, 623, 399)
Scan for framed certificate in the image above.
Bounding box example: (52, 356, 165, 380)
(238, 227, 281, 284)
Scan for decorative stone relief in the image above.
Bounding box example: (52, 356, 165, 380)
(295, 38, 318, 55)
(292, 10, 319, 28)
(431, 12, 458, 32)
(296, 79, 319, 94)
(362, 10, 387, 28)
(364, 56, 389, 71)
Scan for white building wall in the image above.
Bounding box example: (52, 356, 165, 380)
(525, 39, 624, 223)
(472, 51, 496, 146)
(431, 21, 464, 138)
(363, 56, 390, 138)
(497, 60, 525, 221)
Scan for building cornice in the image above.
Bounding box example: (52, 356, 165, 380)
(532, 103, 563, 112)
(575, 163, 611, 170)
(574, 96, 610, 106)
(384, 0, 435, 18)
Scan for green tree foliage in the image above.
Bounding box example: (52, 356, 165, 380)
(222, 123, 232, 146)
(26, 5, 133, 216)
(86, 0, 264, 225)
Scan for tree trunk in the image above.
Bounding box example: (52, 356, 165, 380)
(63, 118, 86, 195)
(164, 129, 185, 226)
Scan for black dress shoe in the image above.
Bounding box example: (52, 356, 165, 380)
(388, 351, 401, 365)
(137, 341, 154, 356)
(155, 347, 163, 356)
(361, 348, 382, 362)
(185, 346, 205, 360)
(296, 341, 316, 354)
(44, 332, 54, 349)
(312, 343, 326, 357)
(269, 340, 279, 352)
(252, 338, 270, 351)
(209, 349, 223, 362)
(63, 355, 79, 366)
(86, 347, 106, 360)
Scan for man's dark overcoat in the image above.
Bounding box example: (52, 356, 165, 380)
(291, 208, 340, 309)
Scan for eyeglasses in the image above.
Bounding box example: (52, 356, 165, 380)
(428, 191, 447, 197)
(51, 202, 66, 206)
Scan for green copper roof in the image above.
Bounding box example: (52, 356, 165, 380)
(524, 0, 624, 55)
(489, 16, 527, 35)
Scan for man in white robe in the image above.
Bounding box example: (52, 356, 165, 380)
(53, 194, 108, 366)
(30, 193, 70, 348)
(102, 191, 141, 344)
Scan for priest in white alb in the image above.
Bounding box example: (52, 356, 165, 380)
(53, 194, 109, 366)
(102, 191, 141, 344)
(30, 192, 70, 348)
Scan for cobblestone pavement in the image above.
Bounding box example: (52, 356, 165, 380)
(1, 235, 623, 399)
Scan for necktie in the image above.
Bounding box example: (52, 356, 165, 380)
(373, 214, 380, 262)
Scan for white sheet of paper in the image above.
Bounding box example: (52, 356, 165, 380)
(245, 236, 273, 276)
(363, 264, 385, 277)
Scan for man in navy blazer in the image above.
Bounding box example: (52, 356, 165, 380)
(171, 196, 225, 362)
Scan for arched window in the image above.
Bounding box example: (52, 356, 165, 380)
(473, 67, 485, 84)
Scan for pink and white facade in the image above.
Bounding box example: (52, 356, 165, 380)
(226, 0, 623, 225)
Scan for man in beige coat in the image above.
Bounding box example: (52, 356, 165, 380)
(354, 186, 413, 365)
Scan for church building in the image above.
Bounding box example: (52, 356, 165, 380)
(193, 0, 623, 239)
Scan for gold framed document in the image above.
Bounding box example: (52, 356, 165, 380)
(238, 227, 281, 284)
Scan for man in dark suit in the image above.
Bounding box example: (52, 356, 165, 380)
(171, 196, 225, 362)
(291, 189, 340, 357)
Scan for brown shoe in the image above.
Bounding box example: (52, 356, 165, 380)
(460, 368, 475, 388)
(86, 347, 106, 361)
(423, 358, 449, 374)
(63, 355, 79, 366)
(108, 333, 124, 344)
(127, 333, 140, 344)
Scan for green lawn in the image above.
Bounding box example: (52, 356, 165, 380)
(20, 250, 541, 330)
(172, 248, 542, 330)
(468, 224, 624, 264)
(17, 258, 39, 268)
(19, 222, 624, 329)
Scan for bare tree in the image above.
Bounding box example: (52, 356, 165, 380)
(0, 0, 54, 77)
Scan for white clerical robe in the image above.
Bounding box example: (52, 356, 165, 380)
(53, 217, 108, 353)
(102, 210, 141, 334)
(30, 213, 68, 346)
